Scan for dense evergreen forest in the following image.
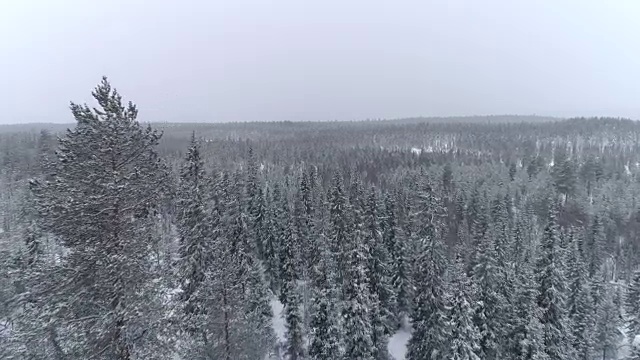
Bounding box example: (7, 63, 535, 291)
(1, 79, 640, 359)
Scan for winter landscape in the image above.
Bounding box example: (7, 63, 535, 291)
(1, 81, 640, 359)
(3, 1, 640, 359)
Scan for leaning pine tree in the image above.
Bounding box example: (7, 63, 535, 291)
(28, 77, 170, 359)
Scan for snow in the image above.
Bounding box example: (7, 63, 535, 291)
(271, 296, 411, 360)
(270, 297, 286, 343)
(388, 319, 411, 360)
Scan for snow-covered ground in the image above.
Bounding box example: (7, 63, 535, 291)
(270, 298, 286, 344)
(388, 326, 410, 360)
(270, 297, 411, 359)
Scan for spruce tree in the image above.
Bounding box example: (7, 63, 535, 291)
(342, 176, 375, 360)
(566, 229, 594, 360)
(594, 282, 623, 360)
(176, 134, 214, 350)
(406, 181, 450, 360)
(264, 184, 284, 294)
(627, 269, 640, 359)
(364, 188, 393, 359)
(447, 250, 481, 360)
(328, 171, 350, 290)
(536, 202, 572, 360)
(281, 209, 305, 360)
(246, 146, 266, 259)
(471, 223, 506, 359)
(508, 251, 545, 360)
(586, 213, 606, 279)
(308, 226, 342, 360)
(385, 191, 411, 327)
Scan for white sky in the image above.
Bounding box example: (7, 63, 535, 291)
(1, 0, 639, 123)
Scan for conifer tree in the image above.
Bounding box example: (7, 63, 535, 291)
(406, 181, 450, 360)
(264, 184, 284, 294)
(566, 229, 594, 360)
(384, 191, 411, 327)
(586, 213, 606, 279)
(447, 250, 481, 360)
(467, 189, 489, 276)
(193, 171, 275, 360)
(281, 208, 305, 359)
(308, 228, 342, 360)
(627, 269, 640, 359)
(594, 281, 623, 360)
(536, 202, 572, 360)
(364, 188, 393, 359)
(328, 171, 350, 290)
(342, 175, 375, 359)
(342, 229, 374, 359)
(176, 134, 213, 348)
(29, 77, 170, 359)
(471, 222, 506, 359)
(508, 251, 545, 360)
(246, 146, 265, 258)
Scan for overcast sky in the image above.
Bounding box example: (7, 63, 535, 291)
(1, 1, 639, 124)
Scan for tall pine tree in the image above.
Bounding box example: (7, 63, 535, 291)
(29, 77, 170, 359)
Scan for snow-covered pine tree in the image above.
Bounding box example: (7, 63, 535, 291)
(245, 146, 266, 259)
(241, 248, 276, 360)
(489, 193, 516, 350)
(264, 183, 284, 294)
(233, 171, 276, 358)
(471, 222, 507, 359)
(508, 248, 545, 360)
(342, 183, 375, 360)
(198, 170, 274, 360)
(281, 204, 305, 359)
(251, 185, 268, 260)
(328, 171, 350, 291)
(586, 213, 606, 279)
(308, 221, 342, 360)
(384, 190, 411, 328)
(406, 180, 450, 360)
(467, 188, 489, 276)
(536, 201, 572, 360)
(364, 187, 393, 359)
(447, 248, 481, 360)
(627, 268, 640, 359)
(29, 77, 170, 359)
(594, 280, 623, 360)
(175, 133, 214, 347)
(204, 171, 245, 360)
(566, 227, 594, 360)
(551, 148, 576, 200)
